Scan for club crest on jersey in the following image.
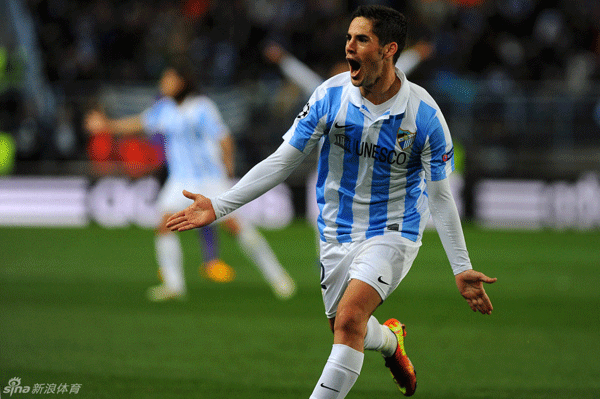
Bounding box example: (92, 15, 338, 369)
(397, 129, 416, 151)
(296, 102, 310, 119)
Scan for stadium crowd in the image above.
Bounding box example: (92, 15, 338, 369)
(2, 0, 599, 174)
(26, 0, 600, 91)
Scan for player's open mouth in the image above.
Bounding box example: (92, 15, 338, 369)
(347, 58, 361, 78)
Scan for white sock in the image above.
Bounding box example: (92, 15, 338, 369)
(237, 224, 291, 286)
(309, 344, 364, 399)
(364, 316, 397, 357)
(155, 233, 185, 293)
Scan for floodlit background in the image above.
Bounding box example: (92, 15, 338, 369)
(1, 1, 599, 398)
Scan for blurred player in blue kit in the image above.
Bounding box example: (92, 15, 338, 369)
(167, 5, 496, 398)
(85, 59, 296, 301)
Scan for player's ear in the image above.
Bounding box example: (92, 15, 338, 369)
(383, 42, 398, 61)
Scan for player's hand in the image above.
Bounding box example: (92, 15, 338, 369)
(455, 269, 497, 315)
(262, 41, 286, 64)
(165, 190, 216, 231)
(84, 109, 109, 134)
(412, 40, 435, 60)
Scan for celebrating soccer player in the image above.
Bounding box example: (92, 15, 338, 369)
(167, 5, 496, 398)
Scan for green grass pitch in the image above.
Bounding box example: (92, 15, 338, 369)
(1, 220, 599, 398)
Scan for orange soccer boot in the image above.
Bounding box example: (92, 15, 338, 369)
(383, 319, 417, 396)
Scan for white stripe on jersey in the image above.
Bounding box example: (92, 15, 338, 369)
(283, 69, 454, 244)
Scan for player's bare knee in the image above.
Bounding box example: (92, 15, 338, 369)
(334, 307, 367, 339)
(222, 218, 241, 236)
(156, 213, 174, 235)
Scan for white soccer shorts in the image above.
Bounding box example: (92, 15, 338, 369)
(319, 233, 421, 318)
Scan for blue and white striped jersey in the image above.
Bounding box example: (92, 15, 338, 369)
(283, 69, 455, 243)
(142, 96, 229, 181)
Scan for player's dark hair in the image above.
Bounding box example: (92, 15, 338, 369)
(351, 5, 407, 63)
(168, 55, 199, 103)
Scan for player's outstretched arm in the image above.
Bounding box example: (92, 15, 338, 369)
(455, 269, 497, 315)
(166, 190, 216, 231)
(84, 108, 144, 136)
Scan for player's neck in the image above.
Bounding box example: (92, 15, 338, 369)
(360, 68, 401, 105)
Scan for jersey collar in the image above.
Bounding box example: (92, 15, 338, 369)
(348, 68, 410, 121)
